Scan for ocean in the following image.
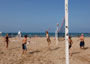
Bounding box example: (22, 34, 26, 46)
(0, 33, 90, 37)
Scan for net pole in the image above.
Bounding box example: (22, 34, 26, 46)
(55, 23, 59, 45)
(65, 0, 69, 64)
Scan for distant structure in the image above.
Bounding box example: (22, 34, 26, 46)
(17, 31, 21, 37)
(0, 32, 2, 37)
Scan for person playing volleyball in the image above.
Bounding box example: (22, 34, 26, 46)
(46, 31, 51, 50)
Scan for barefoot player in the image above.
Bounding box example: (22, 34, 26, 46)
(80, 34, 85, 49)
(68, 36, 73, 55)
(22, 35, 28, 54)
(46, 31, 51, 50)
(5, 34, 9, 49)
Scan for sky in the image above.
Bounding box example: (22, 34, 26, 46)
(0, 0, 90, 33)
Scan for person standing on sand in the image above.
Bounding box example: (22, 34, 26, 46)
(46, 31, 51, 50)
(68, 36, 73, 55)
(69, 36, 73, 49)
(22, 35, 28, 54)
(79, 34, 85, 49)
(5, 34, 9, 49)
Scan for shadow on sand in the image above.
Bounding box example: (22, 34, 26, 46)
(28, 50, 41, 54)
(71, 52, 80, 55)
(51, 47, 60, 51)
(84, 47, 89, 50)
(9, 47, 21, 50)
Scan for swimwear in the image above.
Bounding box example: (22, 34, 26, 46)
(80, 41, 85, 47)
(69, 44, 72, 49)
(22, 43, 27, 50)
(6, 37, 9, 44)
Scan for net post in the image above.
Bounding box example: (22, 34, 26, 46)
(65, 0, 69, 64)
(55, 30, 58, 45)
(55, 23, 59, 45)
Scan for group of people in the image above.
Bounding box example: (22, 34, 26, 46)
(69, 34, 85, 55)
(69, 33, 85, 49)
(4, 34, 28, 54)
(4, 32, 85, 55)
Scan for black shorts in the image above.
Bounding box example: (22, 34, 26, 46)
(80, 41, 85, 47)
(22, 44, 27, 50)
(69, 45, 72, 49)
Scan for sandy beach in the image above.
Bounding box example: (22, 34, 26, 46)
(0, 37, 90, 64)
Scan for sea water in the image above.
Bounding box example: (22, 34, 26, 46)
(1, 33, 90, 37)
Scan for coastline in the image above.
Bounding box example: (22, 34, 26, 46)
(1, 33, 90, 37)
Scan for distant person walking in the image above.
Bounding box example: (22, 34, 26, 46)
(22, 35, 28, 54)
(46, 31, 51, 50)
(5, 34, 9, 49)
(79, 34, 85, 49)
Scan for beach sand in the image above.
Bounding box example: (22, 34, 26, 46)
(0, 37, 90, 64)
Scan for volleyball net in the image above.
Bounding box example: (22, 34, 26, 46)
(58, 17, 65, 41)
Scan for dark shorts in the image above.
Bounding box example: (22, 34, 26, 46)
(80, 41, 85, 47)
(22, 44, 27, 50)
(69, 45, 72, 49)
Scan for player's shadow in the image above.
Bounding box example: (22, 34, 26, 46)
(29, 50, 40, 54)
(84, 47, 89, 50)
(51, 47, 60, 51)
(71, 52, 80, 55)
(9, 47, 21, 50)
